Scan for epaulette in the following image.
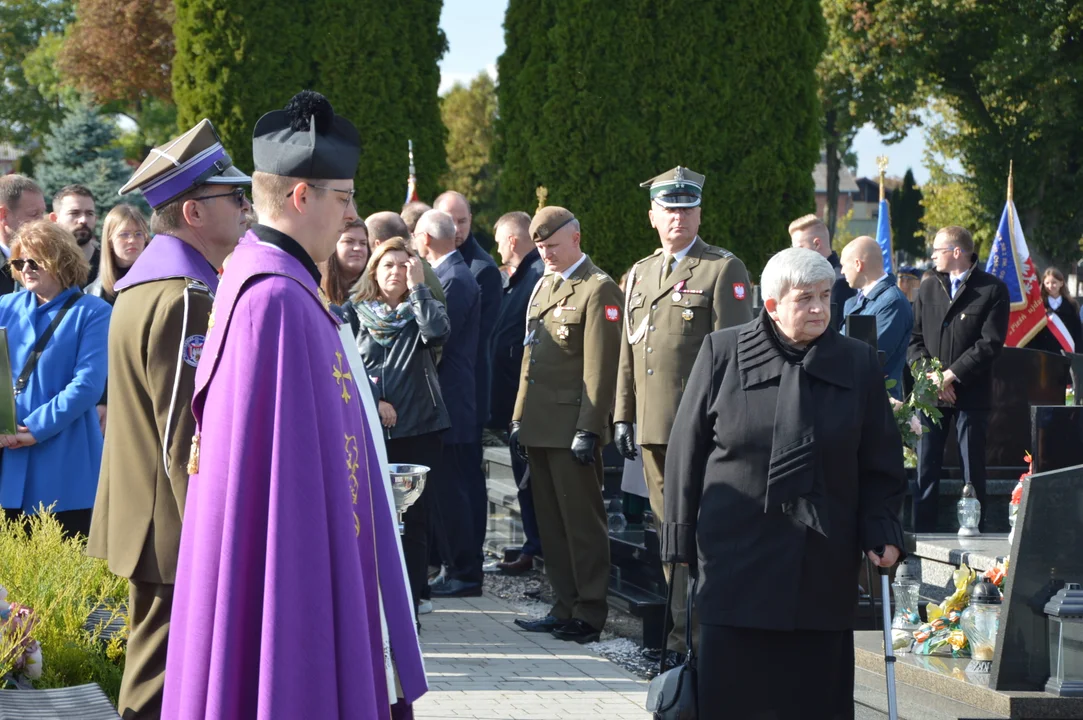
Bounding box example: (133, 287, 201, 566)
(186, 279, 212, 294)
(702, 244, 735, 259)
(633, 251, 661, 269)
(592, 270, 612, 283)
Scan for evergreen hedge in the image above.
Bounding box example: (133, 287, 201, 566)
(172, 0, 447, 216)
(496, 0, 824, 277)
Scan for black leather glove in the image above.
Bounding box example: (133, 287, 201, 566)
(509, 422, 528, 461)
(613, 422, 637, 460)
(570, 430, 598, 465)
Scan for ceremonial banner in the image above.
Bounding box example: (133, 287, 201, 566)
(984, 171, 1046, 347)
(876, 196, 894, 275)
(404, 139, 419, 205)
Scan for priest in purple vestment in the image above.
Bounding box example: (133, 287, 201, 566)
(163, 91, 427, 720)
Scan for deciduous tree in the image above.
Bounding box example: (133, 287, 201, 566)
(441, 73, 499, 241)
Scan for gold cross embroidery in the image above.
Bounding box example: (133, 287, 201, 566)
(333, 351, 353, 404)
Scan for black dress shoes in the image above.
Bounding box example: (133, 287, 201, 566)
(429, 578, 483, 598)
(514, 615, 570, 633)
(550, 618, 601, 644)
(641, 647, 685, 667)
(496, 554, 535, 575)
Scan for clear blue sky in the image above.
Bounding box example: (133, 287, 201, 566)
(439, 0, 936, 184)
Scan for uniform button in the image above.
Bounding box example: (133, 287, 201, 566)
(647, 369, 654, 376)
(651, 304, 657, 310)
(530, 359, 536, 365)
(529, 378, 535, 385)
(647, 347, 653, 353)
(649, 325, 656, 332)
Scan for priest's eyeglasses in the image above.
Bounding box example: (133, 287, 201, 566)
(286, 183, 356, 205)
(198, 187, 249, 208)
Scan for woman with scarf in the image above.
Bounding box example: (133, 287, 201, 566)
(662, 248, 906, 718)
(350, 236, 451, 614)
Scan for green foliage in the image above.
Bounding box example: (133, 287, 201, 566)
(0, 1, 74, 146)
(172, 0, 447, 216)
(497, 0, 824, 277)
(0, 510, 128, 703)
(441, 73, 500, 241)
(921, 147, 996, 261)
(893, 357, 944, 468)
(891, 169, 925, 258)
(846, 0, 1083, 271)
(35, 100, 133, 214)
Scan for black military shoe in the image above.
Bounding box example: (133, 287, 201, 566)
(551, 618, 601, 644)
(640, 648, 685, 667)
(514, 615, 570, 633)
(429, 578, 482, 598)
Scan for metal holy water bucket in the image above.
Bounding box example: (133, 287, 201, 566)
(388, 463, 429, 534)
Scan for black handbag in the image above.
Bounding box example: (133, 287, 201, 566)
(645, 569, 697, 719)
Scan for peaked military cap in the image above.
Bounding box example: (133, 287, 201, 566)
(119, 119, 251, 209)
(252, 90, 360, 180)
(530, 206, 576, 243)
(640, 165, 705, 208)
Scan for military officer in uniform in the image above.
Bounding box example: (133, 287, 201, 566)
(86, 120, 251, 719)
(614, 166, 754, 660)
(509, 206, 623, 644)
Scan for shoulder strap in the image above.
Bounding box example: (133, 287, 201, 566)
(14, 292, 81, 396)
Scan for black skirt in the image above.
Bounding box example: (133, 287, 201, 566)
(697, 625, 855, 719)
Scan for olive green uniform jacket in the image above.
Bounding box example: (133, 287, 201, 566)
(87, 257, 214, 584)
(513, 256, 623, 447)
(615, 237, 753, 445)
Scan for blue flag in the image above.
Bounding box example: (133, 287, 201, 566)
(875, 197, 893, 275)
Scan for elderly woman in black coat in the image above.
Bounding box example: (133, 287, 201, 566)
(662, 247, 906, 719)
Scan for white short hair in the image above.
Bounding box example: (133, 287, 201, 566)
(760, 247, 836, 301)
(416, 209, 456, 244)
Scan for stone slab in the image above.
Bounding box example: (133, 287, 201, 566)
(856, 631, 1083, 718)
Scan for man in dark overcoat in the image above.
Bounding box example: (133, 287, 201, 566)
(663, 247, 906, 718)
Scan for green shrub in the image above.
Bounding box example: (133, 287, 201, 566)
(0, 509, 128, 702)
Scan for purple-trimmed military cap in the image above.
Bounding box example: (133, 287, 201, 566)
(119, 119, 251, 209)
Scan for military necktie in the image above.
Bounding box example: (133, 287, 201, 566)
(661, 255, 672, 283)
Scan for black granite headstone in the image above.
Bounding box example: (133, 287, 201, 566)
(1031, 406, 1083, 473)
(845, 314, 878, 351)
(990, 463, 1083, 691)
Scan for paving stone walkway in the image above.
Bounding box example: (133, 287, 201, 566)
(412, 594, 651, 720)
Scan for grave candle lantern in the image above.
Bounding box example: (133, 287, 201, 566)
(1044, 582, 1083, 697)
(961, 580, 1002, 673)
(957, 482, 981, 537)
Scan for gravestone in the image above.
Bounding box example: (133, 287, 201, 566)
(1030, 406, 1083, 473)
(844, 313, 878, 351)
(990, 463, 1083, 691)
(1062, 350, 1083, 406)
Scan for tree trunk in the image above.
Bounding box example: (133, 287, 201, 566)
(825, 108, 840, 240)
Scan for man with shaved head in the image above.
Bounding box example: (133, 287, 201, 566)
(840, 235, 913, 398)
(433, 191, 502, 600)
(365, 210, 445, 304)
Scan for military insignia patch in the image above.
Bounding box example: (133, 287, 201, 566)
(557, 325, 570, 341)
(182, 335, 205, 367)
(733, 283, 747, 300)
(605, 305, 620, 322)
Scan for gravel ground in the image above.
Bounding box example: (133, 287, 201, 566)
(481, 559, 661, 680)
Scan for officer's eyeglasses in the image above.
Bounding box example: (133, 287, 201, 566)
(930, 246, 957, 256)
(198, 187, 249, 208)
(116, 231, 148, 242)
(10, 258, 42, 272)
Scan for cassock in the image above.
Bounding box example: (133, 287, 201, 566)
(163, 232, 427, 719)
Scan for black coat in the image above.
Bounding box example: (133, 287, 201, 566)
(433, 251, 481, 444)
(458, 233, 503, 430)
(353, 285, 452, 440)
(488, 249, 544, 431)
(1030, 296, 1083, 355)
(661, 312, 906, 631)
(828, 251, 856, 331)
(907, 266, 1009, 410)
(0, 261, 16, 295)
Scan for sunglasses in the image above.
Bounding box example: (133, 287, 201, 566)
(198, 187, 249, 208)
(10, 258, 42, 272)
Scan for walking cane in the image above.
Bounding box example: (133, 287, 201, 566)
(876, 557, 899, 720)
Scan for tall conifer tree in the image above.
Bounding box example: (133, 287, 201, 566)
(172, 0, 446, 215)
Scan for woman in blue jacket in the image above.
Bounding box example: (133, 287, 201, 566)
(0, 220, 110, 537)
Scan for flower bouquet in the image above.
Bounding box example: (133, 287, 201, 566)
(0, 584, 43, 689)
(890, 357, 944, 468)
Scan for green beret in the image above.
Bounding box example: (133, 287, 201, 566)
(530, 206, 576, 242)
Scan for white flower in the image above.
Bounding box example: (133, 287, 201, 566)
(23, 641, 42, 680)
(909, 415, 923, 437)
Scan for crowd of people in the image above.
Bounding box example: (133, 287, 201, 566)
(0, 85, 1076, 719)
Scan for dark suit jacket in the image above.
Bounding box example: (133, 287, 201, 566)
(828, 251, 856, 331)
(908, 266, 1010, 410)
(0, 261, 16, 295)
(488, 249, 544, 431)
(434, 250, 481, 444)
(458, 233, 503, 430)
(661, 312, 906, 631)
